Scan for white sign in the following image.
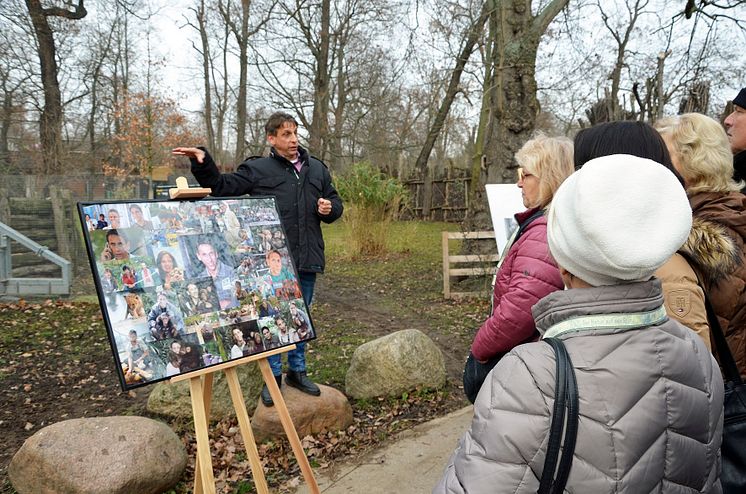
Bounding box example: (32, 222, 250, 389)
(485, 184, 525, 255)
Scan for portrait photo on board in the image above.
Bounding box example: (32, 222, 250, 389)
(79, 197, 316, 391)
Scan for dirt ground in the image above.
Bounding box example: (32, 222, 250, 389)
(0, 246, 488, 493)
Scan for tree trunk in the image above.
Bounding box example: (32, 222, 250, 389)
(24, 0, 87, 175)
(469, 0, 569, 230)
(309, 0, 331, 157)
(414, 4, 489, 179)
(198, 0, 217, 153)
(234, 0, 251, 162)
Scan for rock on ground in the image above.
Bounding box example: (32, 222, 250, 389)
(8, 416, 186, 494)
(252, 382, 353, 442)
(345, 329, 446, 399)
(147, 362, 264, 420)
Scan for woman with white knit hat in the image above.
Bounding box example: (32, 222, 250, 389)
(435, 155, 724, 494)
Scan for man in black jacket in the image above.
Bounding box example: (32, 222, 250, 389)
(173, 112, 343, 406)
(724, 88, 746, 193)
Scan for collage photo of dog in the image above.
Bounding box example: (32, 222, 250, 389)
(79, 197, 315, 390)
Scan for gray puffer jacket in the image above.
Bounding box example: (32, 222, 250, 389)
(435, 280, 723, 494)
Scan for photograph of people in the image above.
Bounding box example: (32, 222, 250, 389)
(275, 316, 299, 345)
(101, 268, 119, 306)
(216, 203, 241, 246)
(165, 349, 181, 377)
(178, 281, 218, 317)
(230, 327, 249, 359)
(129, 204, 154, 230)
(193, 235, 238, 309)
(138, 262, 158, 288)
(121, 265, 138, 290)
(150, 312, 179, 340)
(84, 213, 96, 231)
(101, 229, 131, 262)
(265, 249, 300, 300)
(179, 340, 203, 372)
(199, 322, 220, 357)
(234, 280, 249, 302)
(155, 250, 184, 290)
(235, 231, 254, 253)
(126, 330, 151, 374)
(258, 297, 279, 318)
(198, 288, 217, 312)
(96, 213, 108, 229)
(289, 302, 313, 340)
(247, 331, 264, 354)
(261, 326, 280, 350)
(166, 338, 202, 374)
(147, 291, 184, 333)
(106, 208, 124, 230)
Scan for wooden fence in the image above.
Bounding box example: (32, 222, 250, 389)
(442, 231, 498, 299)
(405, 175, 470, 222)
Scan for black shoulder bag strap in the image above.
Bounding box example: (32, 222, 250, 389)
(539, 337, 579, 494)
(705, 296, 742, 384)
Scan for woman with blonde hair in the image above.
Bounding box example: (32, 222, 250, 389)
(464, 134, 574, 402)
(656, 112, 746, 376)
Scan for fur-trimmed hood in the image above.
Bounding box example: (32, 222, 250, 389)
(680, 216, 742, 286)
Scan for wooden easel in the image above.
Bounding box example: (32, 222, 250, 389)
(167, 178, 320, 494)
(170, 346, 320, 494)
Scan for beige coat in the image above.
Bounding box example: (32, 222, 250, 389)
(655, 252, 710, 349)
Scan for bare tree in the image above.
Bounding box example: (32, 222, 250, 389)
(413, 2, 488, 218)
(469, 0, 570, 227)
(218, 0, 273, 161)
(24, 0, 87, 174)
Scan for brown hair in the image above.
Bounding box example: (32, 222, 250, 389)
(265, 112, 298, 136)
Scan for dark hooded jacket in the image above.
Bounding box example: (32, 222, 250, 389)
(733, 151, 746, 193)
(191, 147, 343, 273)
(683, 191, 746, 377)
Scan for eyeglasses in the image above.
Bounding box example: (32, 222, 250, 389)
(517, 167, 536, 181)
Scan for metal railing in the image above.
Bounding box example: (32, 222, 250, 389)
(0, 221, 71, 296)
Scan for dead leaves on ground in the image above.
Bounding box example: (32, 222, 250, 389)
(177, 388, 455, 493)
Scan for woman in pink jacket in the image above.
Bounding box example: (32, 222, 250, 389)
(464, 134, 574, 402)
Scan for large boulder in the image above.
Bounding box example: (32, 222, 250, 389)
(252, 383, 352, 442)
(345, 329, 446, 399)
(8, 416, 186, 494)
(147, 362, 264, 420)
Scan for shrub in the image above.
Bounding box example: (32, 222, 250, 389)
(335, 162, 407, 256)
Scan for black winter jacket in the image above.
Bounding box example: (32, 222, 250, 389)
(191, 147, 343, 273)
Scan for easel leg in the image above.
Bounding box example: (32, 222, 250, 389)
(258, 358, 320, 494)
(189, 376, 216, 494)
(194, 373, 214, 494)
(224, 367, 270, 494)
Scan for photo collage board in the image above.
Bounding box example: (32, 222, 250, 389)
(79, 197, 315, 391)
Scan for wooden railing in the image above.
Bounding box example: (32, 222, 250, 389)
(442, 231, 498, 299)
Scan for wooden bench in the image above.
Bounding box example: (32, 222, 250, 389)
(442, 231, 499, 299)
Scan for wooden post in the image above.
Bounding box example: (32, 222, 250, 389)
(442, 231, 450, 299)
(189, 376, 217, 494)
(258, 358, 320, 494)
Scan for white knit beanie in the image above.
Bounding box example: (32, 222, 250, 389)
(547, 154, 692, 287)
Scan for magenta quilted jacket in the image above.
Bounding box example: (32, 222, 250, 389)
(471, 208, 563, 362)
